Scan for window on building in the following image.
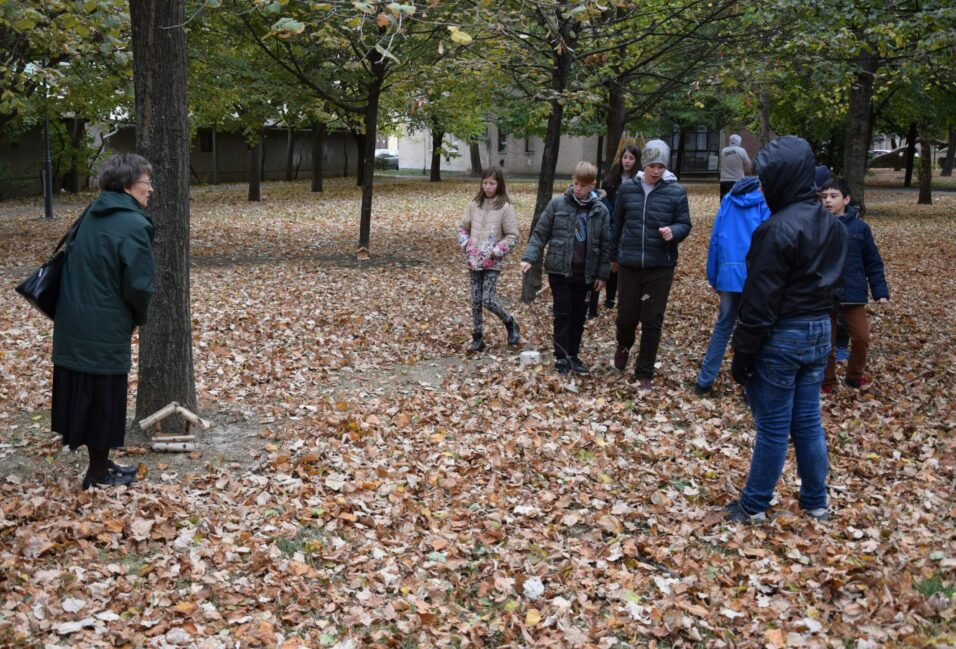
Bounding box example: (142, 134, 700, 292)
(497, 131, 508, 153)
(525, 137, 534, 153)
(671, 125, 721, 173)
(198, 130, 213, 153)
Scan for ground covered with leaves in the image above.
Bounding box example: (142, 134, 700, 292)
(0, 178, 953, 648)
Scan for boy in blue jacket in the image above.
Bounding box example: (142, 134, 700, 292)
(694, 176, 770, 394)
(820, 178, 890, 392)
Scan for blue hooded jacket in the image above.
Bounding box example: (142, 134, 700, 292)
(706, 177, 771, 292)
(835, 205, 889, 304)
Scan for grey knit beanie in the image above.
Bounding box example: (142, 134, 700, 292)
(642, 139, 670, 167)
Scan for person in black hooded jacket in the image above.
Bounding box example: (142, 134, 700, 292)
(723, 136, 848, 523)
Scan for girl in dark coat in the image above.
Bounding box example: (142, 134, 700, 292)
(52, 153, 156, 489)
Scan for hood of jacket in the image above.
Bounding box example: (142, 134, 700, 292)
(565, 186, 602, 209)
(838, 203, 860, 227)
(727, 176, 765, 208)
(89, 190, 147, 219)
(635, 169, 679, 184)
(754, 136, 818, 213)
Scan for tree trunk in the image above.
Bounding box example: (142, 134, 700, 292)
(941, 128, 955, 177)
(675, 125, 686, 176)
(61, 118, 86, 193)
(842, 52, 876, 207)
(522, 23, 574, 303)
(596, 134, 604, 179)
(825, 130, 838, 171)
(351, 131, 366, 187)
(757, 90, 772, 146)
(917, 125, 933, 205)
(469, 141, 482, 175)
(357, 63, 385, 254)
(605, 79, 626, 164)
(284, 126, 294, 182)
(430, 128, 443, 182)
(129, 0, 196, 434)
(904, 121, 917, 188)
(248, 132, 262, 201)
(311, 121, 325, 192)
(211, 126, 218, 185)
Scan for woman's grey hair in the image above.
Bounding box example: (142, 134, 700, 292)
(98, 152, 153, 192)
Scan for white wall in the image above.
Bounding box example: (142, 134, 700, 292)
(397, 125, 602, 177)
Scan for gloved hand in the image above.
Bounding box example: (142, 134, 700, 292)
(731, 351, 756, 386)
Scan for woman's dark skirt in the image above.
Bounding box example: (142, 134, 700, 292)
(51, 365, 128, 451)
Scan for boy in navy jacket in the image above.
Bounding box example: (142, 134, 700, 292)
(820, 178, 890, 392)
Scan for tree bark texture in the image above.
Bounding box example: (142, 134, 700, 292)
(352, 131, 365, 187)
(604, 80, 625, 165)
(129, 0, 197, 433)
(430, 129, 444, 182)
(248, 133, 262, 201)
(842, 52, 876, 207)
(311, 121, 325, 192)
(904, 121, 917, 188)
(61, 118, 86, 193)
(674, 125, 686, 176)
(941, 128, 955, 177)
(211, 126, 218, 185)
(284, 126, 294, 182)
(917, 125, 933, 205)
(522, 19, 574, 303)
(358, 61, 385, 253)
(469, 142, 482, 175)
(757, 90, 772, 146)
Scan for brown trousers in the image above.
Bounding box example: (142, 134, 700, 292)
(823, 304, 869, 386)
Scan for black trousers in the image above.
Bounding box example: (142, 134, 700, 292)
(588, 270, 618, 315)
(549, 273, 589, 360)
(615, 266, 675, 379)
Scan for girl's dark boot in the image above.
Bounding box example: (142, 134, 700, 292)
(469, 333, 486, 352)
(506, 318, 521, 346)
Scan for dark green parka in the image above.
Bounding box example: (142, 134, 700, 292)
(52, 191, 155, 375)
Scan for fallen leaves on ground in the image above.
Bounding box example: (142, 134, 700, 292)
(0, 178, 953, 647)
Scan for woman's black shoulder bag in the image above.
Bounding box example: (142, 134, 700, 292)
(14, 210, 87, 320)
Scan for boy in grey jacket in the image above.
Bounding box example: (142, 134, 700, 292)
(521, 162, 610, 374)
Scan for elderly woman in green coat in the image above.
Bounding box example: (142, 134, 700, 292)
(52, 152, 156, 490)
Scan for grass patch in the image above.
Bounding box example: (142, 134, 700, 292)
(915, 572, 955, 599)
(276, 525, 326, 561)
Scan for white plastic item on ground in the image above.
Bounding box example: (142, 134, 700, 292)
(520, 350, 542, 368)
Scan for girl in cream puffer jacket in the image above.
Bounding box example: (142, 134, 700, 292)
(457, 167, 521, 351)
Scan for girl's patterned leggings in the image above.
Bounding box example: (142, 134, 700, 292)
(469, 270, 512, 336)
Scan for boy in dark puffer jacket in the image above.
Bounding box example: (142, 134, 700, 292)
(611, 139, 692, 389)
(820, 178, 890, 392)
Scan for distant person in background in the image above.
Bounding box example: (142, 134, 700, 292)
(52, 152, 156, 490)
(458, 166, 521, 352)
(589, 143, 640, 318)
(719, 134, 752, 200)
(694, 176, 771, 395)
